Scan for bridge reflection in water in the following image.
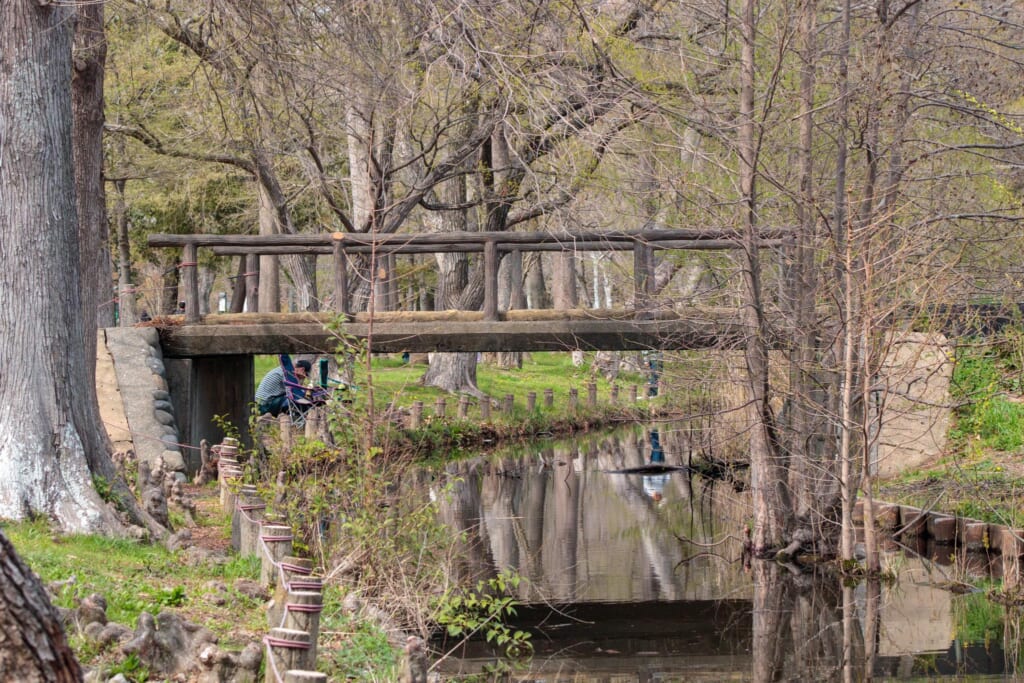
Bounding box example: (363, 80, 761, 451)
(428, 423, 1016, 680)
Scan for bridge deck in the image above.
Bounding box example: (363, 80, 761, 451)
(153, 308, 765, 357)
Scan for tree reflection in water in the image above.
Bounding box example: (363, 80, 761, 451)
(427, 424, 1022, 680)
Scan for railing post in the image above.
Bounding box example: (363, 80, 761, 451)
(265, 628, 311, 682)
(259, 524, 294, 589)
(544, 388, 553, 408)
(332, 234, 349, 316)
(183, 242, 200, 322)
(526, 391, 536, 412)
(587, 381, 597, 406)
(483, 239, 499, 321)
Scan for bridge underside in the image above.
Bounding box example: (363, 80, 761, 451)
(155, 308, 771, 357)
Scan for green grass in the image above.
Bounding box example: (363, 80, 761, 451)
(256, 351, 657, 418)
(950, 340, 1024, 451)
(2, 504, 266, 667)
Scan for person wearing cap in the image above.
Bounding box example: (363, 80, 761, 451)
(255, 359, 311, 417)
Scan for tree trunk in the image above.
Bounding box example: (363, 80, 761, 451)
(494, 249, 524, 369)
(112, 180, 138, 326)
(524, 253, 547, 309)
(739, 0, 790, 553)
(786, 0, 819, 523)
(256, 183, 281, 312)
(551, 251, 579, 309)
(0, 530, 82, 682)
(73, 0, 112, 337)
(71, 0, 117, 472)
(0, 0, 136, 533)
(423, 136, 480, 394)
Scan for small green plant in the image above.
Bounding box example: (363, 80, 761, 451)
(91, 475, 114, 503)
(433, 570, 533, 658)
(106, 652, 150, 682)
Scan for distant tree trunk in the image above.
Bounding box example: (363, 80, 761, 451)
(229, 256, 247, 313)
(786, 0, 820, 524)
(494, 249, 524, 369)
(0, 0, 159, 536)
(551, 251, 579, 309)
(112, 179, 137, 326)
(524, 253, 547, 309)
(0, 530, 82, 682)
(739, 0, 790, 553)
(161, 254, 181, 315)
(422, 151, 480, 394)
(256, 183, 281, 312)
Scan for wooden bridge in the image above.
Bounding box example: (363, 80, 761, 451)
(147, 228, 787, 357)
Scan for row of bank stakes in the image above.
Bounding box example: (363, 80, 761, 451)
(290, 380, 657, 437)
(854, 499, 1024, 588)
(214, 438, 429, 683)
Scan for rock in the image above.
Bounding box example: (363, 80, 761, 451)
(77, 593, 108, 627)
(154, 409, 176, 426)
(153, 400, 175, 414)
(83, 621, 131, 649)
(145, 357, 166, 376)
(120, 611, 218, 679)
(143, 486, 170, 529)
(166, 529, 193, 552)
(196, 641, 262, 683)
(153, 390, 171, 401)
(233, 579, 269, 602)
(160, 448, 186, 472)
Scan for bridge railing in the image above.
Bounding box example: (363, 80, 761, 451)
(148, 229, 789, 323)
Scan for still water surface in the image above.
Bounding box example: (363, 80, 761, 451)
(430, 422, 1019, 680)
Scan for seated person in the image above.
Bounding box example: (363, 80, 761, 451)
(255, 359, 311, 417)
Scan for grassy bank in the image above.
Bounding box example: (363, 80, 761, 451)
(878, 332, 1024, 527)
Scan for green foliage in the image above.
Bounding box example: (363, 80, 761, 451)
(319, 595, 399, 681)
(950, 336, 1024, 451)
(92, 475, 114, 503)
(433, 570, 533, 659)
(4, 517, 262, 667)
(106, 653, 150, 683)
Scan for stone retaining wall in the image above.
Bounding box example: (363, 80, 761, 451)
(101, 327, 187, 477)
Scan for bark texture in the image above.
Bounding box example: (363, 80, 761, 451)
(0, 0, 124, 532)
(0, 530, 82, 682)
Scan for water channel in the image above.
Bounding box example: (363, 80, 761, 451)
(427, 422, 1022, 681)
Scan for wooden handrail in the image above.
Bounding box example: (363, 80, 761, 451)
(146, 229, 791, 322)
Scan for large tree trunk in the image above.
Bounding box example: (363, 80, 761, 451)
(0, 530, 82, 682)
(0, 0, 148, 534)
